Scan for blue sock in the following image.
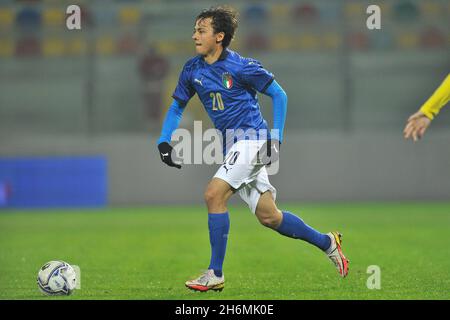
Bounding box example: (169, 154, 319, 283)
(208, 212, 230, 277)
(276, 211, 331, 251)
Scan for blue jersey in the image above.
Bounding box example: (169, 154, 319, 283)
(172, 49, 274, 145)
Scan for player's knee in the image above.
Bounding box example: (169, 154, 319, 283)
(257, 210, 282, 229)
(204, 187, 224, 207)
(204, 189, 214, 205)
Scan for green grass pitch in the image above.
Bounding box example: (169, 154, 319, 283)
(0, 203, 449, 300)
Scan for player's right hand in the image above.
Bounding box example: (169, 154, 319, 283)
(403, 111, 432, 142)
(158, 142, 182, 169)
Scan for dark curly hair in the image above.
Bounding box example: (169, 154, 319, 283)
(195, 6, 238, 48)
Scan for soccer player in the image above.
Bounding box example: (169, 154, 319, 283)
(403, 73, 450, 142)
(157, 6, 349, 292)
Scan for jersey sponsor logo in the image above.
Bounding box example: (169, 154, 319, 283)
(222, 72, 233, 89)
(194, 77, 203, 87)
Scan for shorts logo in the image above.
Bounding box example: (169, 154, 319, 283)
(223, 164, 231, 174)
(222, 72, 233, 89)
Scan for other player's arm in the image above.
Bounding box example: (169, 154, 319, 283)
(157, 99, 186, 169)
(404, 73, 450, 142)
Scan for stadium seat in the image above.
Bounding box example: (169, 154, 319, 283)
(15, 37, 41, 57)
(94, 8, 117, 26)
(270, 3, 289, 20)
(298, 34, 320, 50)
(394, 0, 419, 22)
(345, 2, 364, 19)
(16, 7, 41, 29)
(66, 37, 88, 56)
(154, 40, 191, 55)
(322, 33, 341, 50)
(347, 32, 369, 51)
(271, 35, 294, 51)
(0, 8, 14, 28)
(292, 3, 319, 24)
(396, 32, 419, 49)
(42, 38, 65, 57)
(119, 7, 140, 25)
(175, 41, 192, 55)
(96, 36, 115, 55)
(420, 1, 441, 18)
(0, 38, 14, 57)
(43, 8, 64, 26)
(317, 3, 340, 22)
(245, 32, 270, 51)
(117, 33, 139, 55)
(243, 3, 268, 23)
(155, 41, 175, 55)
(420, 27, 446, 49)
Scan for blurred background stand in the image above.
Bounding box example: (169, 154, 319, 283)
(0, 0, 448, 207)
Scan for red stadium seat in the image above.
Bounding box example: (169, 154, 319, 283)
(292, 3, 319, 24)
(15, 37, 41, 57)
(117, 33, 139, 55)
(420, 27, 446, 49)
(347, 32, 370, 51)
(245, 32, 270, 51)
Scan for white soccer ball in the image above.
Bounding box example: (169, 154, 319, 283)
(37, 261, 77, 296)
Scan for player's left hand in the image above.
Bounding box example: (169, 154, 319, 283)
(158, 142, 182, 169)
(403, 111, 431, 142)
(258, 139, 281, 165)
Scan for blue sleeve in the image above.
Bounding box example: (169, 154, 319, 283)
(263, 80, 288, 143)
(241, 59, 275, 93)
(172, 63, 196, 105)
(157, 99, 185, 145)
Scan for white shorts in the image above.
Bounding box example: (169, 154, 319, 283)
(213, 140, 277, 214)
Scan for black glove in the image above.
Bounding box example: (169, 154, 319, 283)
(258, 139, 280, 166)
(158, 142, 182, 169)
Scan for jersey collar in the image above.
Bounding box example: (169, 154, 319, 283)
(218, 48, 230, 61)
(201, 48, 230, 64)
